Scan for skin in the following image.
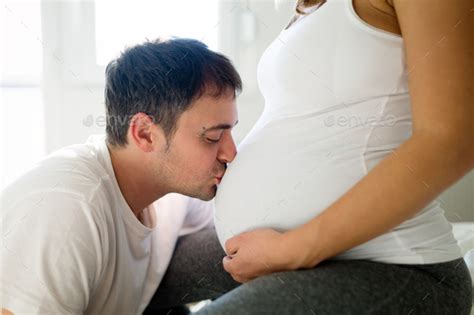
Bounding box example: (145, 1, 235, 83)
(109, 88, 238, 220)
(356, 0, 401, 36)
(223, 0, 474, 283)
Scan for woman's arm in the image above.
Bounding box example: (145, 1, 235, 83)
(223, 0, 473, 283)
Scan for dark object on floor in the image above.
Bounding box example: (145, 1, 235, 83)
(142, 304, 190, 315)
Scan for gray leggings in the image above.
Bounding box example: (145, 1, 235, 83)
(145, 228, 472, 315)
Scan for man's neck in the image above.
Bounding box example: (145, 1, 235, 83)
(108, 145, 167, 217)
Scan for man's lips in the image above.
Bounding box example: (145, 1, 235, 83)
(215, 167, 226, 184)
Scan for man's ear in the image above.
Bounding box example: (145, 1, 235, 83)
(128, 113, 166, 152)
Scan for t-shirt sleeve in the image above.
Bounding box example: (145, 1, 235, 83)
(179, 197, 215, 236)
(1, 191, 104, 314)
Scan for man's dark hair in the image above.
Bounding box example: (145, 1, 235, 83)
(104, 38, 242, 147)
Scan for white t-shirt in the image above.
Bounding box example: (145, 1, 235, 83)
(1, 135, 214, 314)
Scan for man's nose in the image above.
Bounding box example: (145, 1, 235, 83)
(217, 132, 237, 164)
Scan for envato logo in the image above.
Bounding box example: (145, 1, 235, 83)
(323, 114, 396, 128)
(82, 114, 156, 128)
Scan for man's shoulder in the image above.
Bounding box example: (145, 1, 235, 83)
(46, 137, 110, 183)
(1, 138, 116, 223)
(4, 139, 110, 197)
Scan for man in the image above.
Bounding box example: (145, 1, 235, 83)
(1, 38, 241, 314)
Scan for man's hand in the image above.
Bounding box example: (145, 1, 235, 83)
(222, 228, 306, 283)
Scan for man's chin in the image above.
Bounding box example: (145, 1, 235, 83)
(200, 185, 217, 201)
(182, 185, 216, 201)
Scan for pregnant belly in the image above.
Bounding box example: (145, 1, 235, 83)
(214, 118, 367, 249)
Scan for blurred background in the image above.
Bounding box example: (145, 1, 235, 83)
(1, 0, 472, 221)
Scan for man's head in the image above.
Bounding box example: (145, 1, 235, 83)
(104, 38, 242, 201)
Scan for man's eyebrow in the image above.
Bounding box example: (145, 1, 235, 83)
(201, 120, 239, 133)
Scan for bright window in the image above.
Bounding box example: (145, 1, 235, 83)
(94, 0, 219, 66)
(1, 1, 45, 188)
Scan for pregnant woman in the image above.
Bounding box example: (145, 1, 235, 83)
(206, 0, 473, 313)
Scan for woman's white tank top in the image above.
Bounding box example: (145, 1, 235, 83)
(214, 0, 462, 264)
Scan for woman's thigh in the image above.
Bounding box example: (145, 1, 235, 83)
(197, 258, 472, 315)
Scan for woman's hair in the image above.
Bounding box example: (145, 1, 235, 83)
(295, 0, 326, 14)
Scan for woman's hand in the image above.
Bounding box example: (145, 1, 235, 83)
(222, 228, 314, 283)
